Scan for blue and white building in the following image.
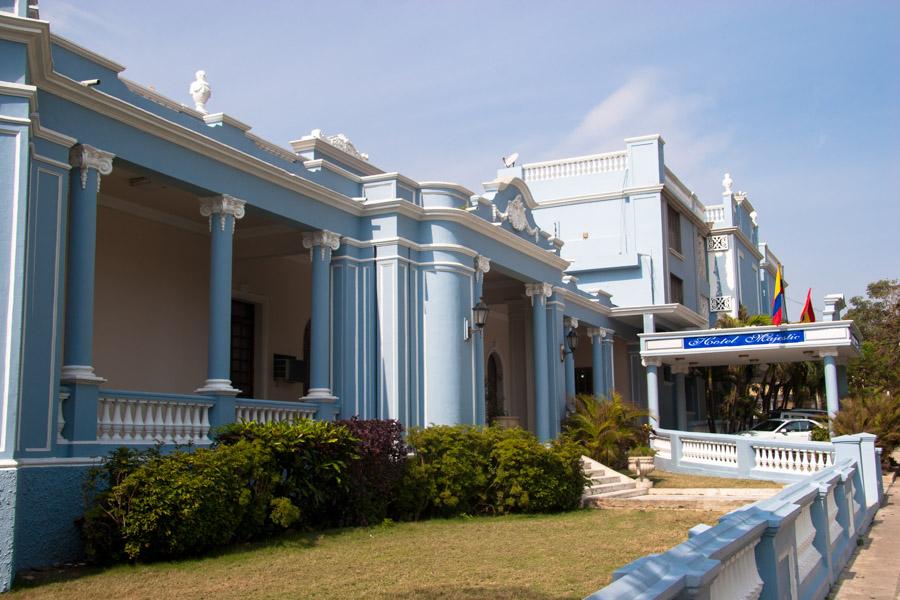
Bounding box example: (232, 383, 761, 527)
(0, 4, 859, 588)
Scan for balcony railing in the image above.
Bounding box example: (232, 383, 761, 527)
(521, 151, 627, 182)
(587, 433, 882, 599)
(234, 398, 317, 423)
(97, 390, 214, 444)
(651, 428, 835, 481)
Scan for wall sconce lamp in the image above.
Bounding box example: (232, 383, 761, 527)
(465, 298, 490, 340)
(560, 327, 579, 361)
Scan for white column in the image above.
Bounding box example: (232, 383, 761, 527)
(821, 349, 840, 421)
(643, 357, 662, 429)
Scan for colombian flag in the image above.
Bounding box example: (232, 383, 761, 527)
(800, 288, 816, 323)
(772, 267, 785, 325)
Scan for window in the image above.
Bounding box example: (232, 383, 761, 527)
(669, 274, 684, 305)
(667, 205, 682, 254)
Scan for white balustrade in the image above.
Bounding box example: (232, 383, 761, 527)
(706, 206, 726, 223)
(794, 505, 822, 583)
(651, 435, 671, 459)
(522, 151, 627, 182)
(57, 390, 69, 442)
(681, 437, 738, 467)
(845, 478, 859, 537)
(708, 541, 764, 600)
(235, 404, 315, 424)
(752, 444, 833, 475)
(97, 394, 212, 444)
(827, 487, 842, 547)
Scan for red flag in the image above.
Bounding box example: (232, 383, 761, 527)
(800, 288, 815, 323)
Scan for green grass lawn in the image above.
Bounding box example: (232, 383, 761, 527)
(12, 508, 724, 600)
(648, 470, 783, 489)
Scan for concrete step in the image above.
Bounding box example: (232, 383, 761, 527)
(585, 481, 637, 495)
(588, 475, 622, 485)
(582, 467, 605, 477)
(582, 487, 649, 506)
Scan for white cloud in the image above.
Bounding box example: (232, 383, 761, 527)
(552, 68, 735, 199)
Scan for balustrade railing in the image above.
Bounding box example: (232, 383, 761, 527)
(235, 398, 317, 423)
(586, 433, 882, 600)
(97, 390, 213, 444)
(651, 428, 835, 482)
(706, 205, 726, 223)
(522, 151, 627, 182)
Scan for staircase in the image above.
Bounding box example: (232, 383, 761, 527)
(581, 455, 648, 506)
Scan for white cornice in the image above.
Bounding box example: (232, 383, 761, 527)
(709, 226, 764, 261)
(0, 81, 36, 98)
(531, 184, 664, 208)
(610, 303, 708, 328)
(120, 77, 204, 118)
(482, 176, 539, 209)
(361, 171, 421, 191)
(203, 112, 251, 132)
(30, 112, 77, 147)
(553, 286, 611, 317)
(340, 236, 480, 259)
(419, 181, 477, 198)
(289, 136, 383, 176)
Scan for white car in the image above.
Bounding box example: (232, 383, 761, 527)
(737, 418, 822, 441)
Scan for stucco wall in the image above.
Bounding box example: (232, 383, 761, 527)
(94, 205, 209, 393)
(483, 303, 511, 417)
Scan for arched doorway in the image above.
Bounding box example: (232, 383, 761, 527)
(486, 352, 505, 421)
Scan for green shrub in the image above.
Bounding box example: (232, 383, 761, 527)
(833, 392, 900, 460)
(811, 425, 831, 442)
(83, 440, 278, 561)
(396, 425, 584, 519)
(214, 419, 358, 524)
(491, 436, 585, 513)
(562, 393, 648, 469)
(627, 445, 656, 457)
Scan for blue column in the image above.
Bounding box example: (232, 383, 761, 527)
(302, 231, 340, 403)
(644, 357, 661, 428)
(474, 256, 489, 426)
(673, 368, 688, 430)
(603, 338, 615, 394)
(822, 350, 839, 421)
(563, 317, 577, 401)
(526, 283, 551, 442)
(61, 145, 114, 441)
(196, 195, 245, 425)
(589, 329, 605, 398)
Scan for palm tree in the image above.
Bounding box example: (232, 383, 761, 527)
(562, 393, 648, 468)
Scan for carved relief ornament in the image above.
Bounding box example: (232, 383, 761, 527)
(69, 144, 115, 191)
(199, 195, 246, 232)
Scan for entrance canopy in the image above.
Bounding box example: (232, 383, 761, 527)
(640, 321, 860, 367)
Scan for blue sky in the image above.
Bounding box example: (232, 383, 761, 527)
(40, 1, 899, 313)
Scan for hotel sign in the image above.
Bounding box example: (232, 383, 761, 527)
(683, 330, 805, 350)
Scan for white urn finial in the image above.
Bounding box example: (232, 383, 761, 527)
(722, 173, 733, 195)
(189, 70, 211, 115)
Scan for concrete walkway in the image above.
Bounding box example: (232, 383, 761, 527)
(831, 474, 899, 600)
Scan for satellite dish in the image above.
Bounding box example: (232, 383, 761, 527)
(502, 152, 519, 168)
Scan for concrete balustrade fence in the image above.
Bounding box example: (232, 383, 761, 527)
(652, 428, 835, 482)
(234, 398, 318, 423)
(585, 433, 883, 600)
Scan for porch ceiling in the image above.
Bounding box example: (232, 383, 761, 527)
(639, 321, 860, 367)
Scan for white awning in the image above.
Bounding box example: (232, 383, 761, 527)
(639, 320, 860, 368)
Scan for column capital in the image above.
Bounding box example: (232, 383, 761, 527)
(564, 316, 579, 329)
(670, 363, 691, 375)
(524, 282, 553, 299)
(819, 348, 839, 359)
(474, 255, 491, 274)
(302, 230, 341, 251)
(200, 195, 246, 231)
(69, 144, 115, 190)
(642, 357, 663, 368)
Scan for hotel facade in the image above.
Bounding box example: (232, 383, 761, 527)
(0, 4, 858, 588)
